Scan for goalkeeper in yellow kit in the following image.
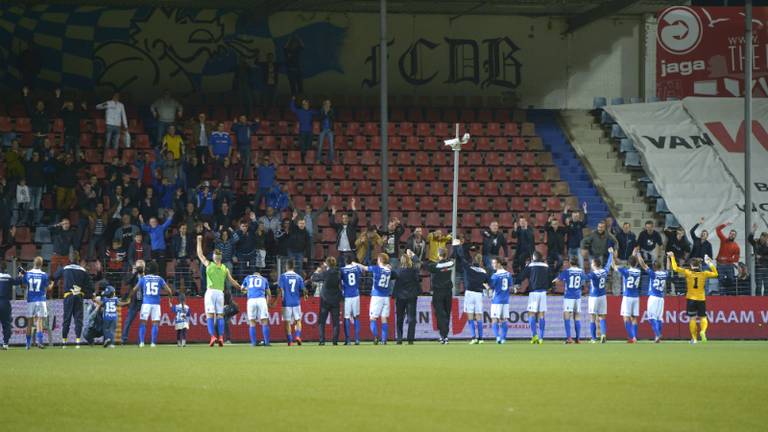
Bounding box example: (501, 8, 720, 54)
(667, 251, 718, 344)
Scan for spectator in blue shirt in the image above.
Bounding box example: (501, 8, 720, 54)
(267, 184, 290, 212)
(289, 96, 316, 163)
(139, 209, 174, 277)
(231, 115, 260, 180)
(196, 184, 215, 219)
(254, 155, 276, 214)
(317, 99, 335, 165)
(209, 122, 232, 162)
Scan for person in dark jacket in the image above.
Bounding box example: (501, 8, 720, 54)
(51, 252, 94, 348)
(171, 224, 195, 295)
(49, 218, 77, 296)
(311, 256, 343, 345)
(615, 222, 637, 261)
(517, 251, 550, 344)
(393, 251, 421, 344)
(287, 215, 312, 275)
(563, 203, 588, 267)
(378, 216, 405, 268)
(482, 221, 509, 269)
(425, 248, 454, 344)
(0, 269, 22, 349)
(289, 96, 316, 163)
(121, 260, 144, 344)
(690, 217, 713, 259)
(24, 151, 46, 224)
(453, 238, 489, 343)
(545, 216, 567, 278)
(330, 200, 358, 264)
(513, 217, 535, 274)
(749, 224, 768, 295)
(60, 99, 87, 158)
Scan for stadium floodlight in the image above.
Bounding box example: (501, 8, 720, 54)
(445, 124, 470, 288)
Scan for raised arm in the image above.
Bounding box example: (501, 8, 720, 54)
(196, 235, 209, 267)
(703, 255, 718, 278)
(667, 251, 681, 274)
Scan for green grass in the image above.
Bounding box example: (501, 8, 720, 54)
(1, 341, 766, 431)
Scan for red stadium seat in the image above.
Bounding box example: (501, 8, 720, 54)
(416, 123, 431, 137)
(500, 183, 516, 196)
(413, 152, 430, 166)
(402, 167, 418, 181)
(0, 117, 11, 132)
(504, 123, 519, 136)
(20, 244, 37, 261)
(395, 151, 412, 166)
(473, 168, 490, 182)
(437, 196, 451, 211)
(461, 213, 476, 227)
(16, 118, 31, 132)
(529, 167, 544, 181)
(438, 167, 453, 181)
(320, 181, 335, 196)
(363, 122, 378, 136)
(420, 197, 436, 211)
(392, 182, 409, 195)
(486, 122, 501, 136)
(360, 150, 376, 165)
(485, 152, 501, 166)
(348, 165, 365, 180)
(422, 136, 438, 150)
(519, 183, 535, 196)
(346, 122, 361, 136)
(538, 182, 553, 196)
(388, 136, 403, 150)
(499, 212, 515, 227)
(509, 167, 525, 181)
(474, 137, 492, 151)
(311, 165, 327, 180)
(466, 152, 483, 166)
(406, 212, 421, 227)
(322, 228, 336, 243)
(293, 166, 309, 180)
(510, 137, 526, 151)
(510, 197, 526, 212)
(356, 180, 373, 194)
(14, 227, 31, 243)
(399, 122, 414, 136)
(466, 182, 482, 196)
(529, 197, 544, 212)
(478, 109, 493, 122)
(434, 122, 450, 137)
(469, 123, 484, 136)
(521, 152, 536, 166)
(402, 196, 417, 210)
(491, 167, 507, 181)
(546, 197, 562, 212)
(432, 151, 448, 166)
(364, 195, 380, 211)
(502, 152, 517, 166)
(331, 165, 346, 180)
(425, 213, 442, 227)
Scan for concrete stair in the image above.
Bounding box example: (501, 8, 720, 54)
(558, 110, 656, 231)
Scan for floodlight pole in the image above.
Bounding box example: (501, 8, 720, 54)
(745, 0, 756, 296)
(380, 0, 389, 226)
(445, 124, 470, 289)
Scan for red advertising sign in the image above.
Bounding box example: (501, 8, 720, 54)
(656, 6, 768, 99)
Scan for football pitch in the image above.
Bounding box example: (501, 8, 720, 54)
(1, 341, 766, 432)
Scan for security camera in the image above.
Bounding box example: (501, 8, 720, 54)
(443, 133, 470, 150)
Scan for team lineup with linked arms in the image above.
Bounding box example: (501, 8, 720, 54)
(1, 205, 733, 349)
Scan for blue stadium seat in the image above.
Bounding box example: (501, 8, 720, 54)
(647, 96, 660, 103)
(593, 97, 607, 110)
(610, 97, 625, 105)
(619, 138, 634, 153)
(33, 226, 51, 244)
(629, 97, 643, 104)
(646, 182, 661, 199)
(665, 213, 680, 228)
(600, 111, 614, 125)
(611, 124, 626, 139)
(624, 151, 642, 168)
(655, 198, 670, 213)
(666, 97, 679, 101)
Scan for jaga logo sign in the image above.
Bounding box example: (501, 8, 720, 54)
(658, 6, 703, 55)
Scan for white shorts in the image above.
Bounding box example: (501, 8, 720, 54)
(247, 298, 269, 321)
(621, 296, 640, 317)
(588, 295, 607, 315)
(527, 291, 547, 313)
(344, 296, 360, 319)
(27, 301, 48, 318)
(490, 303, 509, 319)
(204, 289, 225, 315)
(369, 296, 390, 319)
(282, 305, 302, 322)
(563, 298, 582, 314)
(140, 303, 161, 321)
(463, 291, 484, 314)
(646, 296, 665, 321)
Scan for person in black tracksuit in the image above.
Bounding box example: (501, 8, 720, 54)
(453, 239, 490, 342)
(425, 248, 454, 343)
(311, 256, 343, 345)
(52, 254, 94, 347)
(0, 270, 22, 349)
(121, 261, 144, 344)
(393, 251, 421, 344)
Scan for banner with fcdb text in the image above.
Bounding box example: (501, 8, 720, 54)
(656, 6, 768, 99)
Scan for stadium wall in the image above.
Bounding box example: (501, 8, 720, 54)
(8, 296, 768, 345)
(0, 4, 641, 109)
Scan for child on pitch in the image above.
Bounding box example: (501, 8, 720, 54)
(93, 285, 128, 348)
(173, 294, 191, 347)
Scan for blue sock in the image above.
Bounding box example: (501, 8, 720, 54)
(354, 318, 360, 342)
(633, 323, 638, 339)
(575, 320, 581, 340)
(37, 331, 43, 345)
(590, 322, 597, 340)
(139, 322, 146, 344)
(262, 324, 270, 345)
(26, 335, 31, 348)
(287, 329, 293, 343)
(470, 320, 477, 339)
(501, 322, 508, 340)
(151, 323, 158, 344)
(657, 320, 663, 338)
(344, 319, 351, 343)
(624, 321, 632, 339)
(249, 326, 257, 345)
(206, 317, 215, 336)
(477, 320, 483, 339)
(564, 319, 572, 339)
(539, 318, 546, 339)
(529, 316, 537, 337)
(493, 322, 500, 339)
(600, 319, 607, 337)
(370, 320, 378, 340)
(381, 323, 388, 343)
(296, 328, 302, 339)
(217, 318, 225, 337)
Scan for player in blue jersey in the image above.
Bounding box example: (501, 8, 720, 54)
(611, 249, 642, 343)
(129, 261, 174, 347)
(93, 285, 127, 348)
(638, 253, 669, 343)
(242, 271, 271, 346)
(21, 257, 51, 349)
(172, 294, 190, 347)
(485, 258, 514, 344)
(518, 251, 550, 344)
(352, 253, 393, 345)
(278, 259, 306, 346)
(586, 249, 613, 343)
(340, 257, 362, 345)
(557, 257, 585, 344)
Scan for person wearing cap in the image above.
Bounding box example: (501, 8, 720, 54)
(93, 284, 128, 348)
(197, 235, 242, 347)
